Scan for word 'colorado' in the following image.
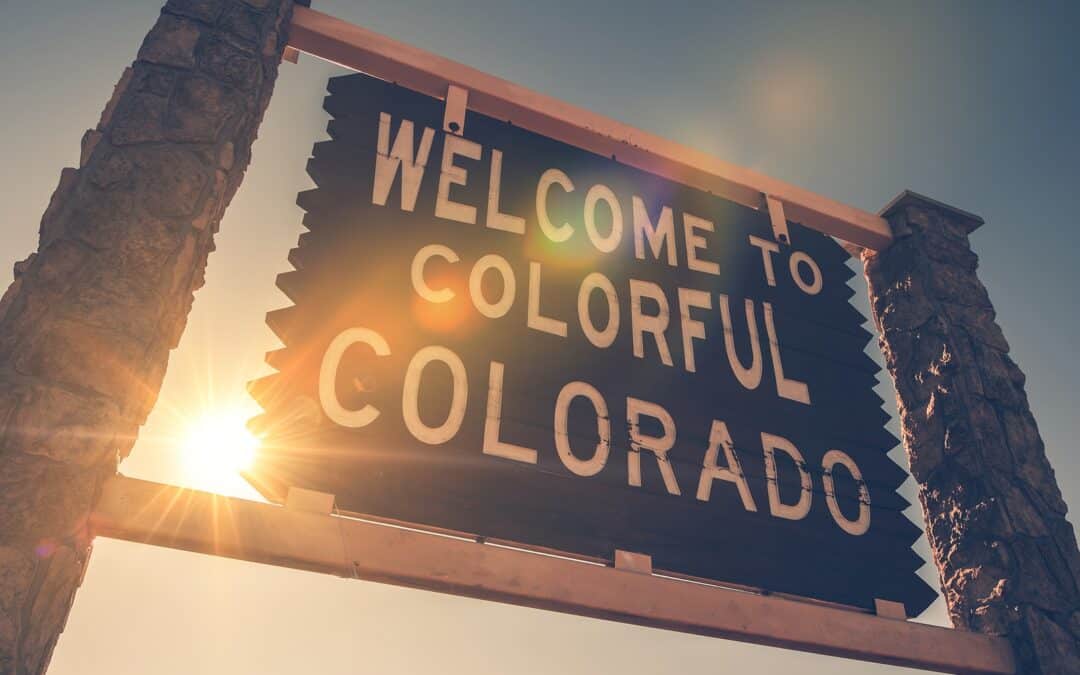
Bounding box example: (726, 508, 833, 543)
(319, 332, 872, 537)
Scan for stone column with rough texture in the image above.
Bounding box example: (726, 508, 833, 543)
(863, 191, 1080, 673)
(0, 1, 298, 672)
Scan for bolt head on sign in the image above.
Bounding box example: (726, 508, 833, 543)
(246, 72, 934, 615)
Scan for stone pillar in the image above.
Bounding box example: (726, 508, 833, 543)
(0, 1, 299, 672)
(863, 191, 1080, 673)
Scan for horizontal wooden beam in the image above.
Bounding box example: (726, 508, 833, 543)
(285, 6, 893, 251)
(91, 476, 1014, 674)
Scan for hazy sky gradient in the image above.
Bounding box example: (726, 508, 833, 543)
(2, 1, 1078, 673)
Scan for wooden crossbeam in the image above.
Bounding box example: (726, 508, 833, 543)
(90, 476, 1014, 674)
(285, 6, 893, 250)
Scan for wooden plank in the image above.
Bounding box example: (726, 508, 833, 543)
(286, 6, 893, 250)
(90, 476, 1014, 674)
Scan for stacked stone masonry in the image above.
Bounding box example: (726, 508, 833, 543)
(864, 193, 1080, 674)
(0, 1, 297, 672)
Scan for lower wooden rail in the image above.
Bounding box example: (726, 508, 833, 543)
(90, 476, 1015, 674)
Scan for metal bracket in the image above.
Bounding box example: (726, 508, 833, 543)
(765, 194, 790, 245)
(874, 598, 908, 620)
(443, 84, 468, 135)
(285, 486, 336, 515)
(614, 549, 653, 574)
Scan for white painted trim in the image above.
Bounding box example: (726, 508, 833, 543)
(286, 6, 894, 251)
(92, 476, 1014, 674)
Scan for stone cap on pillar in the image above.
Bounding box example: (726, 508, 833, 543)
(879, 190, 985, 234)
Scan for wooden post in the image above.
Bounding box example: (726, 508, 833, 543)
(0, 1, 300, 671)
(863, 191, 1080, 673)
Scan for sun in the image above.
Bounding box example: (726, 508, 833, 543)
(180, 410, 260, 495)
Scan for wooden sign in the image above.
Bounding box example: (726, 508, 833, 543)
(247, 72, 934, 615)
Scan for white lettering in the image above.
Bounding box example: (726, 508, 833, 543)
(410, 244, 459, 303)
(483, 361, 537, 464)
(536, 168, 575, 243)
(822, 449, 871, 535)
(678, 288, 711, 373)
(629, 279, 673, 367)
(372, 113, 434, 211)
(718, 295, 763, 390)
(626, 397, 680, 495)
(554, 381, 610, 477)
(761, 432, 812, 521)
(318, 327, 391, 428)
(790, 251, 823, 295)
(469, 254, 516, 319)
(763, 302, 811, 405)
(748, 235, 780, 287)
(696, 420, 757, 511)
(527, 262, 567, 337)
(435, 134, 482, 224)
(486, 149, 525, 234)
(578, 272, 620, 349)
(632, 196, 677, 266)
(402, 346, 468, 445)
(683, 213, 720, 275)
(583, 183, 623, 253)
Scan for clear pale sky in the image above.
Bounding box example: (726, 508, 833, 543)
(2, 1, 1078, 673)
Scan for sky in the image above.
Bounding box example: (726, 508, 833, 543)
(1, 0, 1078, 673)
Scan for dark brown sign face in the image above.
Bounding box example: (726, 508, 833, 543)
(247, 73, 934, 615)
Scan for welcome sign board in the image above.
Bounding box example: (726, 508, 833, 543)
(247, 72, 934, 615)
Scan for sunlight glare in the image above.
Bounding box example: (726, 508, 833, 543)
(181, 411, 259, 494)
